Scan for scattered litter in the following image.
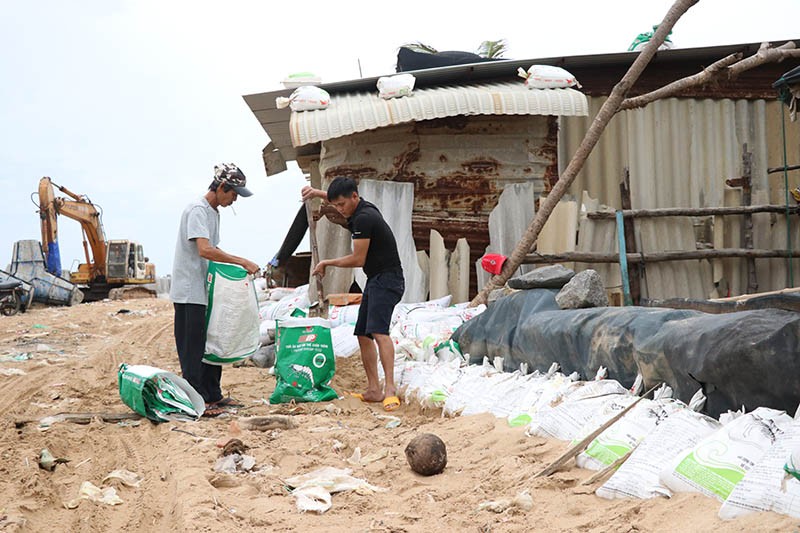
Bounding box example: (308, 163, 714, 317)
(346, 447, 388, 467)
(238, 415, 296, 431)
(385, 419, 401, 429)
(66, 481, 124, 507)
(117, 420, 140, 428)
(373, 413, 402, 429)
(32, 324, 48, 329)
(308, 426, 340, 433)
(28, 412, 142, 430)
(478, 490, 533, 513)
(0, 367, 26, 376)
(73, 458, 92, 468)
(102, 469, 144, 488)
(214, 453, 258, 474)
(38, 448, 69, 471)
(0, 352, 32, 362)
(285, 467, 386, 514)
(220, 438, 249, 457)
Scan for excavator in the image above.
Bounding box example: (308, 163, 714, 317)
(36, 177, 156, 301)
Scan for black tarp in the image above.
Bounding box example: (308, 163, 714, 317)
(396, 47, 502, 72)
(452, 290, 800, 417)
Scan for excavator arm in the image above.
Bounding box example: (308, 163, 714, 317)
(38, 177, 107, 281)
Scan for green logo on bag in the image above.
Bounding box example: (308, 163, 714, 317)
(313, 353, 327, 368)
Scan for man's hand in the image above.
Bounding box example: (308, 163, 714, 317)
(242, 259, 260, 275)
(301, 186, 325, 202)
(312, 260, 328, 278)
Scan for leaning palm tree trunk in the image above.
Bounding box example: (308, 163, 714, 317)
(470, 0, 700, 306)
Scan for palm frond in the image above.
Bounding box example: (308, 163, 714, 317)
(477, 39, 508, 59)
(402, 41, 439, 54)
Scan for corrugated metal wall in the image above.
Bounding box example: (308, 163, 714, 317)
(559, 97, 800, 298)
(318, 114, 557, 296)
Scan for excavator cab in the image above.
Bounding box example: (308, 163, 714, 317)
(106, 240, 155, 283)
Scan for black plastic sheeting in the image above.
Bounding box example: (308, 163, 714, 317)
(396, 48, 502, 72)
(452, 290, 800, 417)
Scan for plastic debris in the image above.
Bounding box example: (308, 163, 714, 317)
(78, 481, 123, 506)
(38, 448, 69, 471)
(102, 469, 143, 488)
(478, 491, 533, 513)
(213, 453, 257, 474)
(285, 467, 386, 513)
(292, 485, 332, 514)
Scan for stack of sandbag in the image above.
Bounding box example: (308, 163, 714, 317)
(391, 296, 486, 361)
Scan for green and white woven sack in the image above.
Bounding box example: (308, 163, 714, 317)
(204, 261, 260, 365)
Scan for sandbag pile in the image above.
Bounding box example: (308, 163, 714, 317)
(254, 286, 485, 363)
(394, 351, 800, 522)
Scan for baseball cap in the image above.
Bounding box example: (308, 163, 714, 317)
(481, 253, 507, 275)
(214, 163, 252, 197)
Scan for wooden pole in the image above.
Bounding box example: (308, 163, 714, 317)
(616, 211, 633, 306)
(587, 204, 800, 219)
(619, 169, 640, 304)
(523, 248, 800, 265)
(740, 145, 758, 293)
(469, 0, 701, 307)
(305, 200, 325, 317)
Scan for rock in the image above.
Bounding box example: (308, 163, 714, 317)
(555, 269, 608, 309)
(405, 433, 447, 476)
(252, 344, 275, 368)
(508, 265, 575, 290)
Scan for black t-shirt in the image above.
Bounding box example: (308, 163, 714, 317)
(347, 199, 402, 278)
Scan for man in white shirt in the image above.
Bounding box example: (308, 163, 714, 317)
(170, 163, 259, 416)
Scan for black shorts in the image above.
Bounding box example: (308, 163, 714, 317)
(354, 268, 405, 338)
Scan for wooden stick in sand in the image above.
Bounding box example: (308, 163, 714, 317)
(580, 446, 638, 486)
(534, 383, 660, 478)
(15, 412, 142, 428)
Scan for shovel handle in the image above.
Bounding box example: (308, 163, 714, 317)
(305, 200, 325, 315)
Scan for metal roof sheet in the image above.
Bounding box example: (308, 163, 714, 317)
(288, 82, 587, 147)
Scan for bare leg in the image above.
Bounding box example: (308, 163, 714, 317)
(373, 333, 396, 398)
(357, 335, 384, 402)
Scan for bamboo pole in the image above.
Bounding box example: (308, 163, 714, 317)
(534, 384, 659, 478)
(470, 0, 701, 307)
(587, 204, 800, 219)
(523, 248, 800, 265)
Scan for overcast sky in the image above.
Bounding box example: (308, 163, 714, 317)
(1, 0, 798, 279)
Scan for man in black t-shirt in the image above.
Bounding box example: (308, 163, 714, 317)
(302, 177, 405, 411)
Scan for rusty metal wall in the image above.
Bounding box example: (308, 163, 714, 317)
(317, 114, 557, 296)
(559, 97, 800, 298)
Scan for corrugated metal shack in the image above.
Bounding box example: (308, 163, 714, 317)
(245, 40, 800, 301)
